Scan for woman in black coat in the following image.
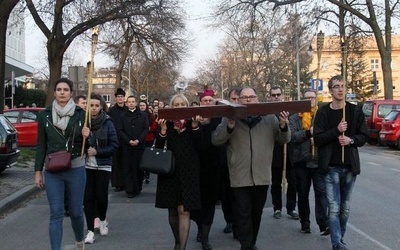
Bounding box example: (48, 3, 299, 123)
(156, 94, 201, 250)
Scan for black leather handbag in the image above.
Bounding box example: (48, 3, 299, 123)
(140, 139, 175, 175)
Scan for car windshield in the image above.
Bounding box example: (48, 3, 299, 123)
(385, 111, 400, 121)
(362, 102, 372, 117)
(3, 111, 19, 123)
(0, 115, 17, 132)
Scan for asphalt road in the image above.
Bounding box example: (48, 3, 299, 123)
(0, 145, 399, 249)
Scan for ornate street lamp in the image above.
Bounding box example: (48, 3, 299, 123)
(316, 30, 325, 100)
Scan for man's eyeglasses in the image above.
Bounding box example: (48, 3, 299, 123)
(331, 85, 345, 90)
(239, 95, 258, 100)
(271, 93, 282, 97)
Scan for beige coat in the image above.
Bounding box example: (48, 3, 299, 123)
(212, 116, 290, 188)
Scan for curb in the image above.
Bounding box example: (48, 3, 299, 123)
(0, 184, 40, 215)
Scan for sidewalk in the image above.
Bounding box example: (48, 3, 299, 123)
(0, 163, 39, 216)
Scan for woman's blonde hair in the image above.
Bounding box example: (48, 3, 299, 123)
(169, 93, 189, 107)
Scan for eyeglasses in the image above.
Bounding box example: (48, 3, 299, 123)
(303, 96, 316, 100)
(239, 95, 258, 100)
(331, 85, 345, 90)
(271, 93, 282, 97)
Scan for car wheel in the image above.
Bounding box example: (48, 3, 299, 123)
(367, 138, 377, 145)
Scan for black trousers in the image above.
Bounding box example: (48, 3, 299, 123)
(232, 185, 268, 250)
(271, 166, 297, 212)
(294, 162, 328, 231)
(111, 147, 125, 188)
(122, 148, 144, 195)
(84, 169, 111, 231)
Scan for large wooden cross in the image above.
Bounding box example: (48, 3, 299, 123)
(158, 100, 311, 120)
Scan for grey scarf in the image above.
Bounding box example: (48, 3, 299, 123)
(52, 98, 76, 132)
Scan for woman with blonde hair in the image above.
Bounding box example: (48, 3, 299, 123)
(155, 94, 202, 250)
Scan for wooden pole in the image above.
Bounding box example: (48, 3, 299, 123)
(282, 144, 287, 193)
(341, 37, 347, 163)
(81, 27, 99, 157)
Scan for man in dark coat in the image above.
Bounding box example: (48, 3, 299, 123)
(117, 95, 149, 198)
(108, 88, 128, 192)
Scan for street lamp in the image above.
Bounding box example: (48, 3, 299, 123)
(316, 30, 325, 100)
(296, 42, 313, 100)
(126, 58, 132, 96)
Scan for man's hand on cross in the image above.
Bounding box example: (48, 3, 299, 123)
(278, 111, 289, 129)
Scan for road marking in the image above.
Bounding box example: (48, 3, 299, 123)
(390, 168, 400, 173)
(365, 161, 379, 166)
(348, 223, 392, 250)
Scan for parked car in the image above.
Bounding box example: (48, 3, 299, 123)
(362, 100, 400, 145)
(379, 110, 400, 148)
(3, 107, 44, 147)
(0, 114, 20, 173)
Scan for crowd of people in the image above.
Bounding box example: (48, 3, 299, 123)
(34, 75, 368, 250)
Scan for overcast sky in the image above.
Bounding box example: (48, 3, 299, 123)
(24, 0, 223, 79)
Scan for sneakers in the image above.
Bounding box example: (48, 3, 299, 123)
(100, 220, 109, 236)
(320, 226, 330, 236)
(223, 223, 233, 233)
(84, 230, 95, 244)
(288, 210, 299, 220)
(273, 210, 282, 219)
(94, 217, 100, 232)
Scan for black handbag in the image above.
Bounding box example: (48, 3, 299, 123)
(140, 139, 175, 175)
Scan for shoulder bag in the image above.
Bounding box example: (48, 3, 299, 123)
(45, 120, 76, 173)
(140, 139, 175, 175)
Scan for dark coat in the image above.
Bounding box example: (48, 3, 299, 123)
(314, 102, 368, 175)
(155, 120, 201, 211)
(198, 118, 221, 206)
(117, 109, 149, 149)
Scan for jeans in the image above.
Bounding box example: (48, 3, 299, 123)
(232, 185, 268, 250)
(325, 167, 356, 249)
(44, 167, 86, 250)
(295, 162, 328, 231)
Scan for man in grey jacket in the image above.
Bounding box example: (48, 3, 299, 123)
(212, 87, 290, 250)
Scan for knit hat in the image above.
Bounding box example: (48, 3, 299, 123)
(199, 89, 215, 100)
(115, 88, 126, 97)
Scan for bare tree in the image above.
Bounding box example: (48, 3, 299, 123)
(214, 0, 400, 99)
(24, 0, 182, 106)
(0, 0, 20, 112)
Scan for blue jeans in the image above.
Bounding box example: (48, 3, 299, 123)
(325, 167, 356, 249)
(44, 167, 86, 250)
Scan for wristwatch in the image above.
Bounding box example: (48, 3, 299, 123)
(349, 138, 354, 145)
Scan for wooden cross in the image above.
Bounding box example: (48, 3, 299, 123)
(158, 100, 311, 120)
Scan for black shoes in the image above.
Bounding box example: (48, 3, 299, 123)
(201, 239, 212, 250)
(301, 221, 311, 233)
(115, 186, 124, 192)
(223, 223, 233, 233)
(320, 226, 330, 236)
(288, 210, 299, 220)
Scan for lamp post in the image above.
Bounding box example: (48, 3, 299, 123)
(127, 58, 132, 96)
(316, 30, 325, 100)
(296, 42, 313, 100)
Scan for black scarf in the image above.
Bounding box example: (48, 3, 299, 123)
(88, 111, 108, 147)
(241, 115, 262, 129)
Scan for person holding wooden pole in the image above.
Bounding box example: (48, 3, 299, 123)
(289, 89, 328, 235)
(269, 86, 298, 221)
(313, 75, 368, 250)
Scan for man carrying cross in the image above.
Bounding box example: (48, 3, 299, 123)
(211, 87, 291, 250)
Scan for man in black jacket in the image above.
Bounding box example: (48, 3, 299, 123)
(314, 75, 368, 250)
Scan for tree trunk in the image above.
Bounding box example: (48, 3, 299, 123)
(0, 0, 19, 112)
(381, 54, 393, 99)
(45, 44, 64, 106)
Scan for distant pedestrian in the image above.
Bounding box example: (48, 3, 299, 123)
(34, 78, 86, 250)
(108, 88, 127, 192)
(314, 75, 368, 250)
(74, 95, 87, 111)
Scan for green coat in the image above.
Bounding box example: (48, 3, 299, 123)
(34, 105, 85, 171)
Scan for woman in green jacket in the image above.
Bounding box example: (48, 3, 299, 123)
(34, 78, 86, 250)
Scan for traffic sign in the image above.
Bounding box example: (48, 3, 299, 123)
(310, 79, 323, 91)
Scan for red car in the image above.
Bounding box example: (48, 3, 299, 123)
(379, 109, 400, 149)
(3, 107, 44, 147)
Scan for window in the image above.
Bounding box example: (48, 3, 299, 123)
(21, 111, 37, 123)
(102, 95, 111, 102)
(371, 59, 379, 70)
